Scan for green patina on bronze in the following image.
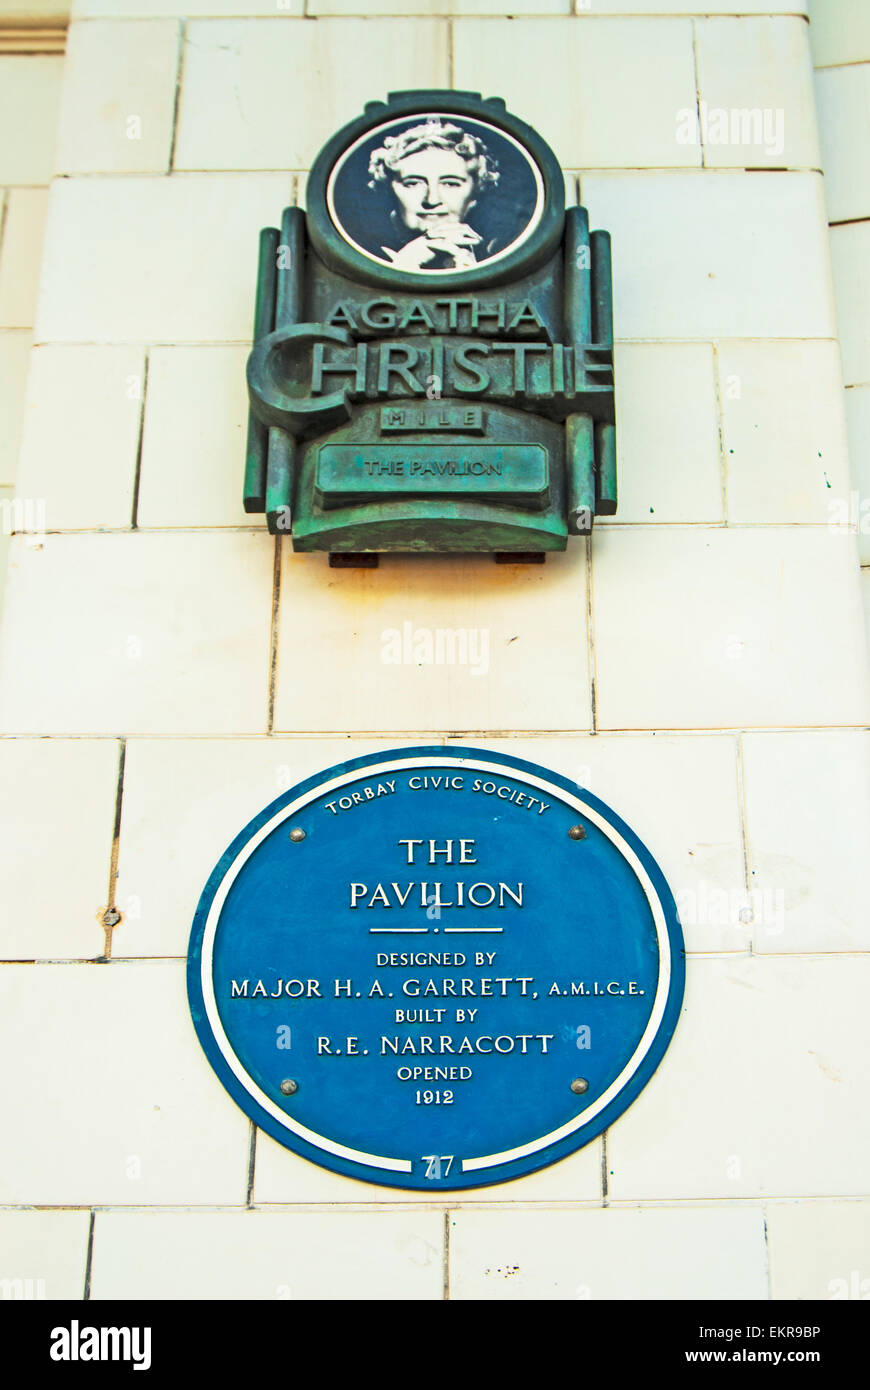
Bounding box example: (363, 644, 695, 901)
(244, 90, 615, 557)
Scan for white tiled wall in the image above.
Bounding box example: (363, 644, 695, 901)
(0, 738, 119, 961)
(272, 551, 592, 733)
(137, 346, 262, 528)
(808, 0, 870, 69)
(815, 63, 870, 223)
(35, 173, 292, 342)
(55, 19, 181, 175)
(15, 345, 144, 528)
(716, 340, 852, 524)
(845, 384, 870, 566)
(606, 956, 870, 1201)
(810, 0, 870, 614)
(767, 1202, 870, 1300)
(0, 1211, 91, 1301)
(449, 1207, 769, 1300)
(693, 17, 819, 170)
(591, 528, 869, 730)
(89, 1210, 444, 1300)
(175, 19, 451, 171)
(0, 533, 275, 734)
(455, 18, 700, 170)
(0, 56, 64, 186)
(582, 172, 835, 340)
(1, 0, 868, 1304)
(0, 41, 64, 635)
(611, 344, 722, 524)
(0, 962, 251, 1205)
(742, 730, 870, 955)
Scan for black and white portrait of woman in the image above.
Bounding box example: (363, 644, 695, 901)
(327, 114, 544, 274)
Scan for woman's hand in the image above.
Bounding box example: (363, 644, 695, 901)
(386, 222, 482, 269)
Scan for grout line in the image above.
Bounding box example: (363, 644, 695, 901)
(763, 1206, 772, 1299)
(447, 17, 454, 90)
(9, 519, 862, 537)
(1, 725, 868, 741)
(585, 534, 597, 734)
(829, 215, 870, 229)
(267, 534, 282, 733)
(814, 58, 870, 73)
(101, 739, 127, 960)
(61, 11, 815, 20)
(712, 342, 729, 524)
(735, 732, 754, 954)
(601, 1132, 609, 1207)
(0, 182, 61, 193)
(82, 1210, 96, 1300)
(443, 1209, 451, 1300)
(0, 189, 9, 267)
(691, 19, 706, 171)
(28, 336, 847, 349)
(7, 946, 870, 967)
(246, 1124, 257, 1207)
(47, 163, 830, 180)
(130, 350, 149, 530)
(41, 158, 831, 179)
(56, 10, 817, 22)
(14, 519, 864, 534)
(167, 19, 187, 175)
(2, 1193, 869, 1214)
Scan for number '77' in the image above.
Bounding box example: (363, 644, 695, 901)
(422, 1155, 454, 1180)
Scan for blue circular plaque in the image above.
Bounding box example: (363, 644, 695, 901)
(188, 747, 685, 1190)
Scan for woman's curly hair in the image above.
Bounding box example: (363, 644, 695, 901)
(368, 119, 500, 192)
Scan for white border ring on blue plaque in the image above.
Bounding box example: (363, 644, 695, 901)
(187, 746, 685, 1190)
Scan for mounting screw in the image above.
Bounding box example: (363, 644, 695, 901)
(289, 828, 306, 842)
(570, 1078, 589, 1095)
(280, 1079, 298, 1096)
(568, 825, 586, 841)
(102, 907, 121, 928)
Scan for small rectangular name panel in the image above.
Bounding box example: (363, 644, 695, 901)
(380, 405, 485, 435)
(316, 444, 550, 510)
